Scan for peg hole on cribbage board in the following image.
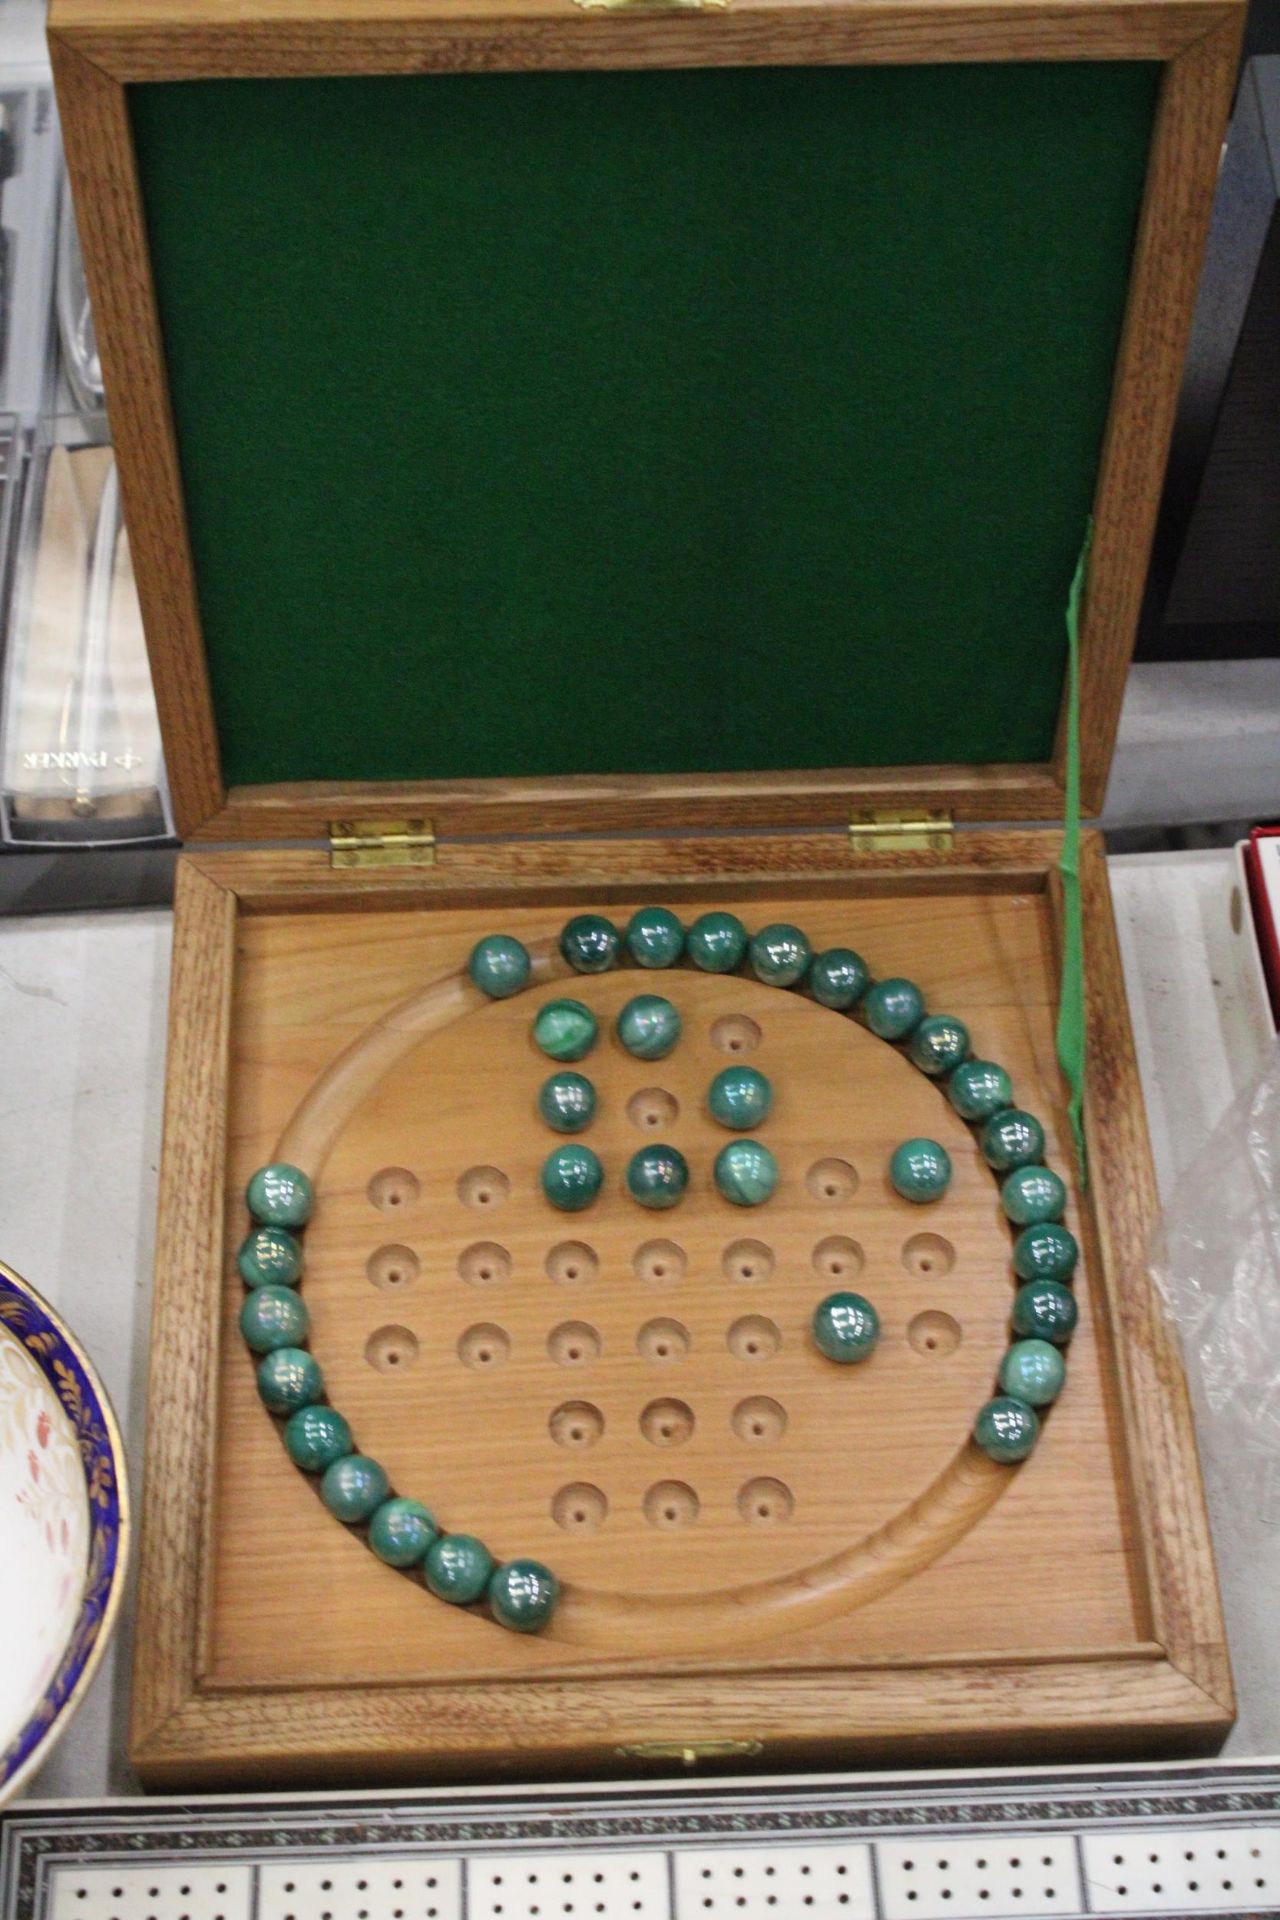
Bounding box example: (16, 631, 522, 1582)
(214, 897, 1129, 1688)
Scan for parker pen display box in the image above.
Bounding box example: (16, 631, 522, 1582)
(52, 0, 1239, 1787)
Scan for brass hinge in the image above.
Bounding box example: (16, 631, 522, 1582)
(616, 1739, 763, 1768)
(848, 807, 954, 854)
(329, 818, 436, 869)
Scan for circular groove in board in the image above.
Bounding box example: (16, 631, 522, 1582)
(272, 938, 1025, 1655)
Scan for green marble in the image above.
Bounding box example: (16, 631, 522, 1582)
(283, 1403, 352, 1473)
(541, 1143, 604, 1212)
(320, 1453, 390, 1523)
(748, 922, 812, 987)
(489, 1558, 559, 1632)
(468, 933, 531, 999)
(808, 947, 870, 1010)
(686, 910, 748, 973)
(812, 1290, 880, 1363)
(425, 1531, 495, 1605)
(368, 1496, 438, 1567)
(980, 1108, 1046, 1172)
(998, 1336, 1066, 1406)
(1001, 1164, 1067, 1226)
(532, 997, 598, 1062)
(625, 1143, 689, 1210)
(256, 1346, 323, 1415)
(948, 1059, 1014, 1121)
(973, 1394, 1039, 1463)
(559, 913, 621, 973)
(707, 1064, 772, 1131)
(1012, 1222, 1080, 1284)
(624, 905, 685, 969)
(239, 1283, 309, 1354)
(863, 976, 926, 1040)
(1012, 1279, 1078, 1345)
(537, 1070, 597, 1134)
(907, 1014, 970, 1077)
(238, 1225, 303, 1289)
(245, 1161, 314, 1229)
(889, 1137, 952, 1203)
(616, 993, 682, 1060)
(713, 1138, 779, 1207)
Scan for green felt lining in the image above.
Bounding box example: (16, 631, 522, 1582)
(128, 63, 1159, 792)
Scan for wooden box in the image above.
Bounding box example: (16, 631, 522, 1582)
(49, 0, 1240, 1787)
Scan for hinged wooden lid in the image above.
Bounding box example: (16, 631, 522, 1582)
(49, 0, 1241, 842)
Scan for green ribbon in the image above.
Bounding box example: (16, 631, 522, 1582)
(1056, 521, 1092, 1189)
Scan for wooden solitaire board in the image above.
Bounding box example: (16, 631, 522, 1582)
(132, 834, 1232, 1785)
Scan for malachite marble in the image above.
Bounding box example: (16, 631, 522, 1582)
(1001, 1164, 1068, 1227)
(808, 946, 870, 1010)
(948, 1058, 1014, 1121)
(1013, 1221, 1080, 1284)
(907, 1014, 970, 1077)
(541, 1143, 604, 1212)
(283, 1403, 352, 1473)
(256, 1346, 323, 1415)
(488, 1558, 560, 1633)
(616, 993, 682, 1061)
(425, 1531, 495, 1605)
(812, 1290, 880, 1363)
(537, 1070, 597, 1134)
(707, 1064, 772, 1131)
(320, 1452, 390, 1523)
(624, 905, 685, 969)
(532, 997, 598, 1062)
(973, 1394, 1039, 1463)
(239, 1282, 309, 1354)
(237, 1225, 303, 1289)
(980, 1108, 1047, 1172)
(998, 1336, 1066, 1406)
(889, 1136, 952, 1204)
(559, 913, 621, 974)
(748, 922, 812, 988)
(368, 1496, 438, 1567)
(713, 1138, 779, 1207)
(686, 910, 748, 973)
(1012, 1278, 1079, 1345)
(625, 1143, 689, 1210)
(245, 1161, 314, 1229)
(862, 976, 926, 1041)
(468, 933, 531, 999)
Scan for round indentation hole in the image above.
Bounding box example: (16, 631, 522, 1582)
(545, 1240, 598, 1286)
(711, 1014, 761, 1055)
(627, 1087, 680, 1132)
(365, 1323, 419, 1372)
(807, 1157, 858, 1203)
(367, 1243, 419, 1292)
(552, 1482, 608, 1532)
(633, 1239, 687, 1285)
(640, 1397, 695, 1446)
(738, 1476, 794, 1524)
(909, 1309, 962, 1356)
(637, 1317, 691, 1363)
(728, 1314, 781, 1361)
(901, 1232, 956, 1278)
(811, 1234, 865, 1281)
(457, 1165, 510, 1210)
(548, 1320, 601, 1366)
(644, 1480, 699, 1527)
(721, 1238, 775, 1284)
(549, 1400, 604, 1450)
(368, 1166, 420, 1212)
(457, 1241, 511, 1287)
(457, 1322, 511, 1369)
(732, 1395, 788, 1443)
